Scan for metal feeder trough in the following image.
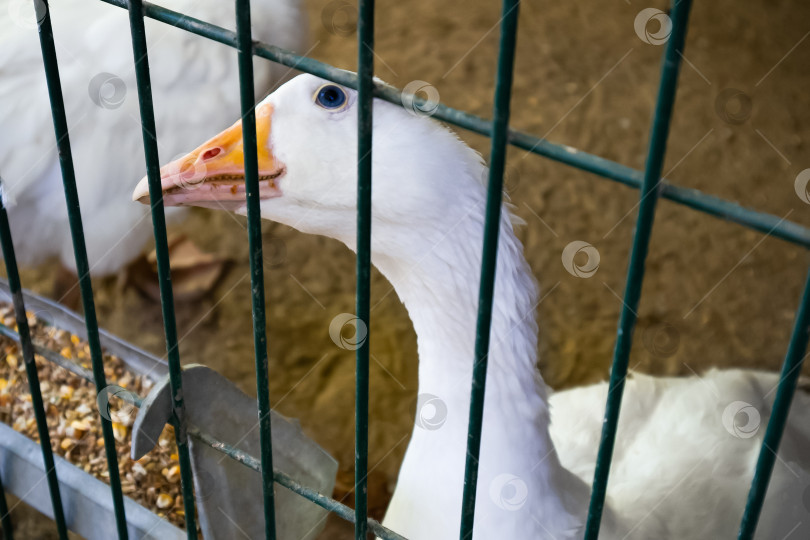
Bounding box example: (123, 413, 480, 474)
(0, 280, 338, 539)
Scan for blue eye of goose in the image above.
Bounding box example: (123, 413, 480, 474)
(315, 84, 347, 110)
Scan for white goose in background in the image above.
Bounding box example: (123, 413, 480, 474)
(0, 0, 306, 282)
(133, 74, 810, 539)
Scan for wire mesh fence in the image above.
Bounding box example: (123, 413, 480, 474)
(1, 0, 809, 539)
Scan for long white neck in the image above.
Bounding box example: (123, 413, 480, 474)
(372, 185, 589, 538)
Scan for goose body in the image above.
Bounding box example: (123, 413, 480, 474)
(551, 370, 810, 539)
(132, 74, 810, 539)
(0, 0, 306, 275)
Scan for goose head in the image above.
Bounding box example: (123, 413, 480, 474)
(132, 73, 488, 258)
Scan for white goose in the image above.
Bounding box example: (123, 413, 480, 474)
(133, 74, 810, 539)
(0, 0, 306, 278)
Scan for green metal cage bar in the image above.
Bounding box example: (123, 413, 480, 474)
(34, 3, 130, 537)
(585, 1, 693, 536)
(0, 183, 68, 540)
(355, 0, 375, 538)
(234, 0, 279, 537)
(458, 0, 520, 537)
(124, 1, 198, 537)
(93, 0, 810, 251)
(0, 470, 13, 540)
(738, 266, 810, 539)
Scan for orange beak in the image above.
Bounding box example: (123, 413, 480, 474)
(132, 103, 283, 207)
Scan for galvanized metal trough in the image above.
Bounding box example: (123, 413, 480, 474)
(0, 279, 338, 540)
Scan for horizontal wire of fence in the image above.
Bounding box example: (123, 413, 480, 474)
(89, 0, 810, 250)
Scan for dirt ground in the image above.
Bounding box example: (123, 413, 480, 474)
(5, 0, 810, 538)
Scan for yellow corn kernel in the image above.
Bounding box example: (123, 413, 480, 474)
(156, 493, 173, 509)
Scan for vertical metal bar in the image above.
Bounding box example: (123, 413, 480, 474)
(34, 3, 129, 537)
(0, 182, 68, 540)
(355, 0, 375, 537)
(0, 470, 13, 540)
(458, 0, 520, 537)
(234, 1, 278, 538)
(584, 1, 693, 537)
(737, 266, 810, 539)
(124, 2, 197, 537)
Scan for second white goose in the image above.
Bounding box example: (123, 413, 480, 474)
(0, 0, 306, 279)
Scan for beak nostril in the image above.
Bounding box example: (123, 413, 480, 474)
(202, 147, 221, 161)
